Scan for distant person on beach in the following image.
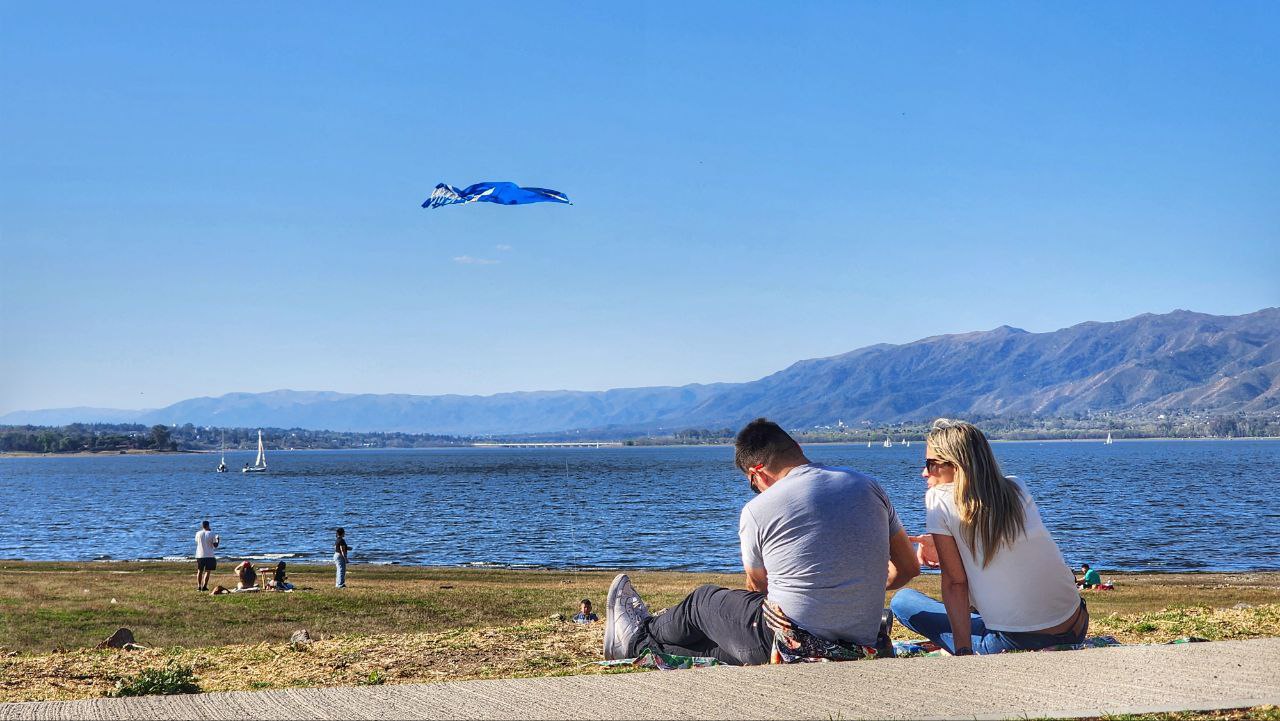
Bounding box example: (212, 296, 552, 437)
(1078, 564, 1102, 589)
(603, 418, 918, 665)
(573, 599, 598, 623)
(194, 520, 220, 592)
(334, 528, 350, 588)
(891, 419, 1089, 655)
(209, 560, 259, 595)
(269, 561, 294, 591)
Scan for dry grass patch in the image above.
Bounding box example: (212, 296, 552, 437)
(0, 619, 619, 703)
(1, 564, 1277, 703)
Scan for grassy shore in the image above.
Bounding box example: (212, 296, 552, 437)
(0, 562, 1277, 704)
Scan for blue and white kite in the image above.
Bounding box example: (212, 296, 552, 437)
(422, 182, 571, 209)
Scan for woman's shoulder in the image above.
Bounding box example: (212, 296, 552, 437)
(925, 483, 954, 503)
(924, 483, 957, 516)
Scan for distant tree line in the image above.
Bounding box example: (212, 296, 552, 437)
(0, 423, 471, 454)
(3, 411, 1277, 454)
(628, 410, 1280, 445)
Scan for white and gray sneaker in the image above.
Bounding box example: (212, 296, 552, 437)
(603, 573, 652, 660)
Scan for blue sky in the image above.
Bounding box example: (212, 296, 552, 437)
(2, 2, 1277, 414)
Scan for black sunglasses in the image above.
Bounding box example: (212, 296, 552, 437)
(924, 458, 952, 473)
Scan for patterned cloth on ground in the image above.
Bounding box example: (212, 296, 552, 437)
(596, 649, 720, 670)
(771, 628, 879, 663)
(764, 599, 880, 664)
(893, 636, 1124, 656)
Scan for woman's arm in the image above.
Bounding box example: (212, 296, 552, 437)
(932, 533, 973, 654)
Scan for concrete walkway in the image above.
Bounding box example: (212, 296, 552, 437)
(3, 638, 1278, 720)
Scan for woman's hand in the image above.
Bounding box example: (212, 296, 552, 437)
(909, 534, 940, 568)
(761, 599, 794, 635)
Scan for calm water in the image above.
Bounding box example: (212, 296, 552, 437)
(1, 441, 1277, 572)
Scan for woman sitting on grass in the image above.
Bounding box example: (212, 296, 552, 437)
(268, 561, 294, 591)
(209, 561, 260, 595)
(891, 419, 1087, 654)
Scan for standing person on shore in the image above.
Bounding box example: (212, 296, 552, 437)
(891, 419, 1088, 655)
(603, 418, 918, 665)
(194, 520, 220, 592)
(334, 527, 350, 589)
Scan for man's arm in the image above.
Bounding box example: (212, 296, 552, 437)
(886, 528, 920, 590)
(744, 565, 768, 595)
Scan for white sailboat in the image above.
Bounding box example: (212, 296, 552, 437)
(1104, 432, 1113, 445)
(242, 430, 268, 473)
(883, 436, 893, 448)
(216, 431, 228, 473)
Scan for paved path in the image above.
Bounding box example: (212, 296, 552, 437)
(3, 638, 1278, 720)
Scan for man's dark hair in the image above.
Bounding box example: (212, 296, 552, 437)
(734, 418, 803, 473)
(1081, 563, 1090, 570)
(201, 520, 210, 530)
(580, 598, 591, 606)
(336, 527, 345, 536)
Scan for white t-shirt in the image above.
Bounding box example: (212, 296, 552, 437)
(925, 478, 1079, 632)
(195, 529, 218, 559)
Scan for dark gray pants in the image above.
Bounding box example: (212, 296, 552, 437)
(627, 584, 773, 666)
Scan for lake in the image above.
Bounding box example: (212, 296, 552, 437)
(1, 440, 1276, 572)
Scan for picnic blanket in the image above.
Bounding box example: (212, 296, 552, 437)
(596, 636, 1208, 670)
(597, 649, 720, 670)
(770, 625, 880, 664)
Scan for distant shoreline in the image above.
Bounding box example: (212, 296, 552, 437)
(0, 449, 201, 458)
(6, 557, 1280, 575)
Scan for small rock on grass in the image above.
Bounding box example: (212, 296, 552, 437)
(96, 628, 136, 650)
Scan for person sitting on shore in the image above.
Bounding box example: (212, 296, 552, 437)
(268, 561, 294, 591)
(573, 599, 598, 623)
(1078, 563, 1102, 589)
(603, 418, 918, 665)
(890, 419, 1089, 655)
(209, 561, 260, 595)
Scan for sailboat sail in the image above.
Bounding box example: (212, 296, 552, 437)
(243, 430, 268, 472)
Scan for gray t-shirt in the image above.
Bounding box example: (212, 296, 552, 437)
(739, 463, 903, 646)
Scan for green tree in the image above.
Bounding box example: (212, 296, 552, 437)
(150, 425, 171, 450)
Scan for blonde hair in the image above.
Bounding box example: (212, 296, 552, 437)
(927, 419, 1025, 567)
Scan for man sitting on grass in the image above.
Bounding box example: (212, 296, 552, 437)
(603, 418, 919, 665)
(1079, 564, 1103, 589)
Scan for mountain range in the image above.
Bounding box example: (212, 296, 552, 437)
(5, 308, 1277, 435)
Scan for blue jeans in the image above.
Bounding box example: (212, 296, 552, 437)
(334, 553, 347, 588)
(890, 588, 1086, 654)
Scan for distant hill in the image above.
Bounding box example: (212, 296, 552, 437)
(4, 308, 1277, 435)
